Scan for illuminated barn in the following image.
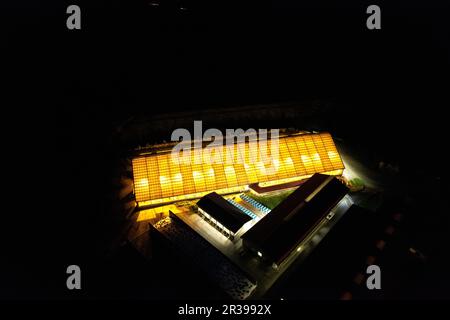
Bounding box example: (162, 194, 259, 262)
(132, 132, 344, 207)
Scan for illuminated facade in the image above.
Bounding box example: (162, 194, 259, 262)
(132, 132, 344, 207)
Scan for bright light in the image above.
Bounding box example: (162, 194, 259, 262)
(138, 178, 148, 187)
(272, 158, 280, 170)
(159, 176, 168, 184)
(172, 173, 182, 183)
(313, 153, 321, 162)
(341, 159, 359, 182)
(328, 151, 338, 159)
(301, 155, 310, 164)
(193, 171, 202, 179)
(257, 251, 263, 257)
(256, 162, 266, 175)
(224, 166, 236, 176)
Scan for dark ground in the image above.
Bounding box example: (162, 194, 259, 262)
(2, 0, 449, 300)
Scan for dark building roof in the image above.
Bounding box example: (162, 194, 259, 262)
(197, 192, 252, 233)
(241, 174, 349, 266)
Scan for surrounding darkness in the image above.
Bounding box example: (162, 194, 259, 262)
(2, 0, 449, 300)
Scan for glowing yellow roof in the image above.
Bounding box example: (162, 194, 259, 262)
(132, 132, 344, 206)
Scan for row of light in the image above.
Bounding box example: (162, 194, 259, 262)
(226, 199, 258, 220)
(240, 194, 271, 214)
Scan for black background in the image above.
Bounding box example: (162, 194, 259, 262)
(2, 0, 449, 300)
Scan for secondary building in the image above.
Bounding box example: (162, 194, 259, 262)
(241, 173, 349, 268)
(196, 192, 253, 239)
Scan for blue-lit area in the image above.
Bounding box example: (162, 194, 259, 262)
(240, 194, 271, 214)
(226, 199, 258, 220)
